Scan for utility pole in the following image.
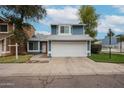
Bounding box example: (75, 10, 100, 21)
(120, 36, 122, 53)
(108, 28, 112, 59)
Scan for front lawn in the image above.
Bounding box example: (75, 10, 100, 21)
(0, 55, 32, 63)
(88, 53, 124, 63)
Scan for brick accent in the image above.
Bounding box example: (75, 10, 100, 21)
(0, 18, 35, 56)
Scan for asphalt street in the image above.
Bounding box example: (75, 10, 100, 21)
(0, 74, 124, 88)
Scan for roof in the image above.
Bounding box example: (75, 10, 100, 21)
(28, 34, 49, 41)
(51, 23, 86, 26)
(0, 33, 13, 41)
(29, 34, 93, 41)
(0, 16, 8, 22)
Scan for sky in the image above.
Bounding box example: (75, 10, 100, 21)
(29, 5, 124, 39)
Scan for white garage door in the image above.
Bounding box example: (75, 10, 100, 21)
(51, 41, 87, 57)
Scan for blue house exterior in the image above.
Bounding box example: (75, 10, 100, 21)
(28, 24, 93, 57)
(102, 36, 118, 46)
(51, 24, 84, 35)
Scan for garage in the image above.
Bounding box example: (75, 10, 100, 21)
(51, 41, 87, 57)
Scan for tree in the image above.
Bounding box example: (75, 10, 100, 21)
(78, 5, 99, 38)
(116, 34, 124, 42)
(0, 5, 46, 44)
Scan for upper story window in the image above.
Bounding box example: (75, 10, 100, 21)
(59, 25, 70, 35)
(60, 26, 69, 34)
(0, 24, 8, 32)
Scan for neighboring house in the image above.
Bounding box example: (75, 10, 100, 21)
(117, 41, 124, 52)
(27, 24, 93, 57)
(0, 17, 35, 56)
(102, 36, 124, 52)
(102, 36, 118, 48)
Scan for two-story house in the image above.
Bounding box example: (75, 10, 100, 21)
(27, 24, 93, 57)
(0, 17, 35, 56)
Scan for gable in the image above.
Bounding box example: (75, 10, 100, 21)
(0, 17, 8, 23)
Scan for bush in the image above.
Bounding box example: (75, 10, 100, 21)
(91, 44, 102, 54)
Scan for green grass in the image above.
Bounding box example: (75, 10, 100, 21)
(0, 55, 32, 63)
(88, 53, 124, 63)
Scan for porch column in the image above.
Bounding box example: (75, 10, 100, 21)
(89, 40, 91, 56)
(69, 25, 71, 35)
(38, 41, 40, 52)
(47, 41, 51, 57)
(4, 38, 7, 52)
(87, 40, 91, 56)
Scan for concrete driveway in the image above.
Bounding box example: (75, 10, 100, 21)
(0, 57, 124, 76)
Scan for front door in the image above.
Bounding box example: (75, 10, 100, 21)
(42, 42, 47, 53)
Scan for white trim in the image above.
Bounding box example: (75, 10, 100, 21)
(69, 25, 71, 35)
(87, 41, 91, 56)
(47, 41, 49, 56)
(38, 41, 40, 52)
(47, 40, 51, 56)
(4, 38, 11, 53)
(58, 25, 71, 35)
(51, 24, 86, 26)
(0, 38, 11, 56)
(0, 23, 9, 33)
(4, 38, 6, 52)
(83, 26, 85, 35)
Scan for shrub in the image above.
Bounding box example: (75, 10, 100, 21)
(91, 44, 102, 54)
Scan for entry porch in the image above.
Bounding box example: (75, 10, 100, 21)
(27, 41, 49, 56)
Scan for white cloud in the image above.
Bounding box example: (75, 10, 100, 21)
(105, 15, 124, 25)
(97, 15, 124, 33)
(112, 5, 124, 13)
(40, 6, 124, 35)
(40, 6, 79, 25)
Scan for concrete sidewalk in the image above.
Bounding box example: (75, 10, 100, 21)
(0, 58, 124, 76)
(30, 54, 49, 63)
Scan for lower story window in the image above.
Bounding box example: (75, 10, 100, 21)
(29, 41, 38, 50)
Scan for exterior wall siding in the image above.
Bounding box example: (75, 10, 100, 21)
(51, 25, 84, 35)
